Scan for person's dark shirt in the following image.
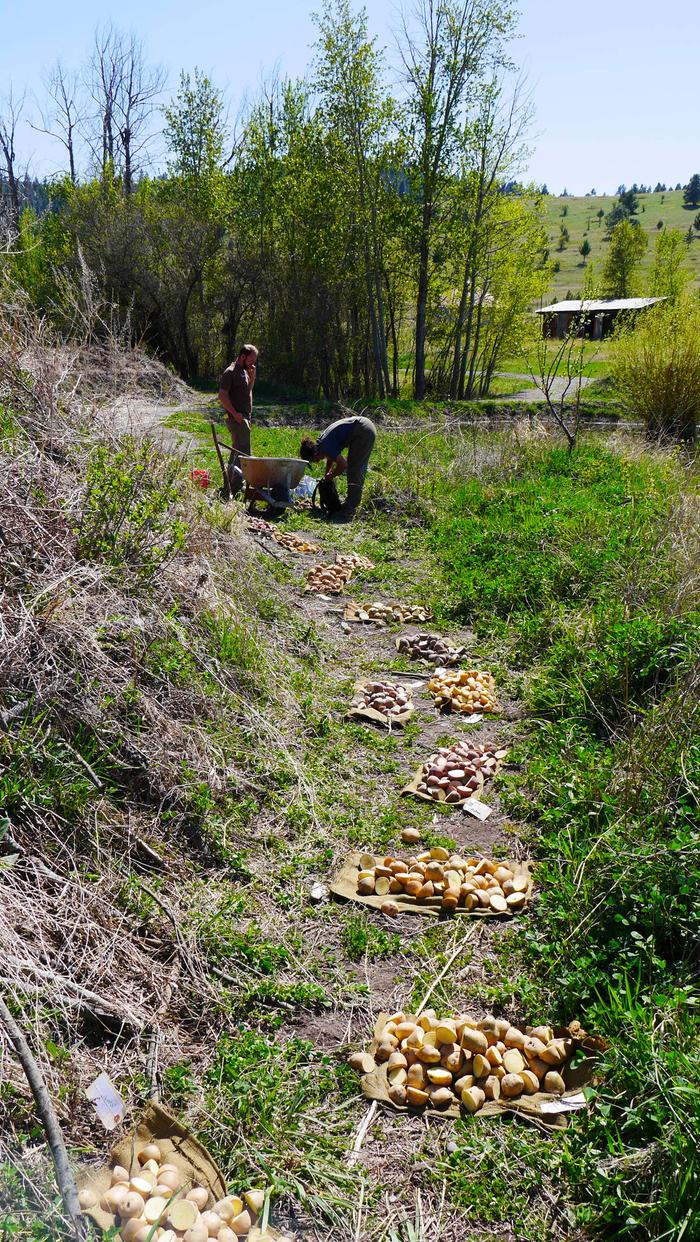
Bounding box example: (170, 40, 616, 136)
(219, 362, 252, 416)
(316, 417, 360, 460)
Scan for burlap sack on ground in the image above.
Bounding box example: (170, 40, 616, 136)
(347, 681, 415, 727)
(360, 1015, 604, 1129)
(330, 852, 533, 917)
(76, 1099, 227, 1232)
(401, 746, 507, 807)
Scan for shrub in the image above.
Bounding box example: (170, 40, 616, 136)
(609, 296, 700, 440)
(76, 436, 187, 580)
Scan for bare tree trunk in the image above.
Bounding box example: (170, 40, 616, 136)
(0, 995, 87, 1241)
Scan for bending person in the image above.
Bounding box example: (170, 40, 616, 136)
(299, 414, 376, 522)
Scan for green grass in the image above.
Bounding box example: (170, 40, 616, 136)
(540, 188, 700, 301)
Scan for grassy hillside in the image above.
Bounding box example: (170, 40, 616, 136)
(540, 188, 700, 302)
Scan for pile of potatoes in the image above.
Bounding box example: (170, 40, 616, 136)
(271, 530, 319, 554)
(345, 601, 433, 625)
(352, 680, 413, 719)
(247, 517, 319, 554)
(427, 668, 498, 714)
(335, 553, 374, 571)
(306, 563, 353, 593)
(77, 1145, 272, 1241)
(396, 633, 466, 666)
(348, 1011, 576, 1112)
(412, 741, 507, 803)
(355, 848, 528, 916)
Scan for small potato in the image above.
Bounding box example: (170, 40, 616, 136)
(183, 1226, 209, 1242)
(200, 1210, 224, 1236)
(406, 1086, 430, 1107)
(381, 900, 400, 918)
(523, 1037, 547, 1061)
(501, 1074, 524, 1099)
(348, 1051, 376, 1074)
(214, 1198, 243, 1222)
(230, 1211, 254, 1238)
(541, 1039, 568, 1066)
(387, 1051, 408, 1071)
(120, 1192, 147, 1220)
(111, 1166, 130, 1186)
(473, 1054, 490, 1079)
(144, 1197, 169, 1225)
(138, 1144, 162, 1166)
(544, 1071, 566, 1095)
(186, 1189, 210, 1211)
(502, 1049, 525, 1074)
(485, 1046, 503, 1068)
(483, 1075, 501, 1101)
(426, 1067, 452, 1086)
(415, 1044, 441, 1064)
(388, 1083, 407, 1106)
(121, 1222, 150, 1242)
(519, 1070, 540, 1094)
(407, 1063, 427, 1086)
(429, 1087, 454, 1108)
(461, 1086, 485, 1113)
(78, 1188, 98, 1210)
(100, 1185, 130, 1213)
(503, 1027, 527, 1050)
(461, 1028, 488, 1056)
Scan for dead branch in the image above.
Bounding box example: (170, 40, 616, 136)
(0, 993, 87, 1241)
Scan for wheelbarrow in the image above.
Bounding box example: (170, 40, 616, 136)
(210, 425, 306, 513)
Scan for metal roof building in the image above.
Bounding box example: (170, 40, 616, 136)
(536, 296, 666, 340)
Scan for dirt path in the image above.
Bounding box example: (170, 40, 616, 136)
(492, 372, 596, 403)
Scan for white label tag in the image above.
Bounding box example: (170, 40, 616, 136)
(86, 1072, 125, 1130)
(539, 1092, 588, 1114)
(462, 713, 483, 724)
(463, 796, 492, 821)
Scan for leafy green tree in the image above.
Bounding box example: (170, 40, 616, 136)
(683, 172, 700, 208)
(596, 207, 605, 226)
(313, 0, 398, 396)
(163, 69, 226, 185)
(579, 238, 591, 262)
(602, 220, 647, 297)
(649, 228, 690, 302)
(396, 0, 516, 399)
(558, 225, 569, 250)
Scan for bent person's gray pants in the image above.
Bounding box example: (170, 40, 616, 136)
(346, 417, 376, 489)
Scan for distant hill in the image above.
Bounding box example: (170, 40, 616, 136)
(538, 188, 700, 302)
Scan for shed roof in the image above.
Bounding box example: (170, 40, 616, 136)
(536, 297, 666, 314)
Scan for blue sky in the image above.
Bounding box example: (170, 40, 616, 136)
(1, 0, 697, 194)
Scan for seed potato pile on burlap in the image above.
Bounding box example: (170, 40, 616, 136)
(349, 1012, 584, 1113)
(344, 601, 433, 625)
(306, 562, 353, 593)
(335, 552, 375, 571)
(355, 848, 529, 916)
(396, 633, 466, 665)
(351, 680, 413, 718)
(409, 740, 507, 803)
(77, 1144, 274, 1241)
(428, 668, 499, 714)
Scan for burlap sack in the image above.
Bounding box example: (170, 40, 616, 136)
(330, 853, 533, 918)
(347, 681, 415, 727)
(360, 1015, 604, 1129)
(76, 1100, 227, 1232)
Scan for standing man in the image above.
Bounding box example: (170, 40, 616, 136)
(299, 413, 376, 521)
(218, 344, 258, 494)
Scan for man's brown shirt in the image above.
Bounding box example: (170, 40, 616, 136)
(219, 362, 252, 416)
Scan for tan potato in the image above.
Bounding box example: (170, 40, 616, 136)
(504, 1027, 527, 1050)
(426, 1067, 452, 1086)
(523, 1037, 547, 1061)
(200, 1210, 224, 1236)
(406, 1086, 430, 1107)
(473, 1053, 490, 1079)
(230, 1211, 254, 1237)
(502, 1049, 525, 1074)
(138, 1144, 162, 1166)
(144, 1197, 169, 1225)
(167, 1200, 200, 1231)
(483, 1074, 501, 1101)
(186, 1189, 210, 1211)
(519, 1070, 541, 1094)
(120, 1192, 147, 1220)
(429, 1087, 454, 1108)
(460, 1028, 488, 1055)
(348, 1051, 376, 1074)
(461, 1085, 485, 1113)
(111, 1166, 130, 1186)
(544, 1071, 566, 1095)
(501, 1074, 525, 1099)
(541, 1039, 568, 1066)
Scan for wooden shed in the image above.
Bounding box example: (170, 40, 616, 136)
(537, 297, 666, 340)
